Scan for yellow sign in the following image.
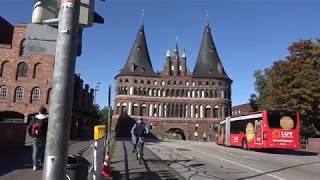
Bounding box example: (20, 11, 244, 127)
(94, 125, 106, 140)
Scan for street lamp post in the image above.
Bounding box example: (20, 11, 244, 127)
(93, 82, 101, 106)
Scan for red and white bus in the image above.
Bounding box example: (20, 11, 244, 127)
(216, 110, 301, 150)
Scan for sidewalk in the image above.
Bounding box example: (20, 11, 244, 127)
(0, 140, 93, 180)
(110, 138, 184, 180)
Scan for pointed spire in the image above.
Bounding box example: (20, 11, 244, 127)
(206, 9, 209, 26)
(166, 49, 171, 57)
(117, 24, 156, 77)
(141, 9, 145, 26)
(182, 48, 186, 58)
(174, 36, 179, 53)
(192, 22, 231, 80)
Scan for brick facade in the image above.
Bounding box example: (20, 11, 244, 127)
(112, 24, 232, 141)
(0, 19, 97, 148)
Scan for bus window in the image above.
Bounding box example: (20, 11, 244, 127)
(267, 111, 297, 129)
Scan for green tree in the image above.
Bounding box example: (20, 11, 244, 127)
(97, 106, 113, 125)
(252, 39, 320, 137)
(250, 69, 268, 110)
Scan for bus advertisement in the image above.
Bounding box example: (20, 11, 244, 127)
(216, 110, 301, 150)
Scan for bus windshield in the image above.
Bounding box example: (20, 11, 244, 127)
(267, 111, 297, 129)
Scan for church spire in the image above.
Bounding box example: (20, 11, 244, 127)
(182, 48, 186, 58)
(192, 22, 231, 80)
(117, 24, 156, 77)
(141, 9, 145, 27)
(174, 36, 179, 58)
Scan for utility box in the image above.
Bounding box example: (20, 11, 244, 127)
(79, 0, 95, 27)
(24, 23, 82, 56)
(25, 23, 58, 56)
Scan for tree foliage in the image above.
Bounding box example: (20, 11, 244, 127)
(252, 39, 320, 137)
(250, 69, 268, 110)
(97, 106, 113, 125)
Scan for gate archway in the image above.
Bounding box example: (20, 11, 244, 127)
(166, 128, 186, 140)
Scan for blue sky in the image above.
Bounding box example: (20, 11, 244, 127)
(1, 0, 319, 107)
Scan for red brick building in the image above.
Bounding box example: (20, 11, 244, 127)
(112, 22, 232, 141)
(0, 17, 97, 148)
(232, 103, 253, 116)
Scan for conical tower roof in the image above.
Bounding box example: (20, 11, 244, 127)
(117, 24, 156, 77)
(192, 23, 231, 80)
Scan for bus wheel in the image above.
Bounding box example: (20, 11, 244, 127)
(242, 139, 249, 150)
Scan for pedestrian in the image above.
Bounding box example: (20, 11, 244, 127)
(28, 105, 49, 170)
(193, 131, 198, 141)
(203, 132, 207, 142)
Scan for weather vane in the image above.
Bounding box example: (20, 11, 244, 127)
(206, 9, 209, 25)
(141, 9, 145, 25)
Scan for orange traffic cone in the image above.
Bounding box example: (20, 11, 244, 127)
(102, 154, 112, 179)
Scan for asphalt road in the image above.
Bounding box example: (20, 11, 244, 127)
(0, 140, 93, 180)
(146, 140, 320, 180)
(110, 139, 184, 180)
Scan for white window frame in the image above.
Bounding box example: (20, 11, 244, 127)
(32, 88, 41, 100)
(16, 87, 24, 100)
(0, 86, 8, 99)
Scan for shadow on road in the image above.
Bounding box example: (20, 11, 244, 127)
(255, 149, 319, 156)
(0, 145, 33, 176)
(237, 160, 320, 180)
(111, 139, 182, 180)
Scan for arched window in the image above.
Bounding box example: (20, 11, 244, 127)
(213, 106, 219, 118)
(46, 88, 51, 104)
(133, 87, 138, 95)
(0, 61, 8, 77)
(19, 39, 29, 57)
(132, 103, 139, 116)
(205, 105, 211, 118)
(0, 86, 8, 99)
(33, 63, 40, 79)
(115, 103, 120, 114)
(31, 87, 41, 102)
(214, 90, 218, 98)
(176, 89, 180, 97)
(17, 62, 28, 78)
(15, 87, 24, 101)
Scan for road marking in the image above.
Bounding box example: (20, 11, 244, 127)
(243, 156, 260, 160)
(219, 150, 236, 156)
(196, 150, 285, 180)
(219, 150, 260, 160)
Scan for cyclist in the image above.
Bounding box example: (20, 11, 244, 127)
(131, 118, 149, 154)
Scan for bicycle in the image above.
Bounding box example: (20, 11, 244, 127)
(136, 136, 144, 164)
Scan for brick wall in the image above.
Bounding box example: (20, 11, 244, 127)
(0, 24, 53, 114)
(0, 20, 97, 147)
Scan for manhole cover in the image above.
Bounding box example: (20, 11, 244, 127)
(176, 148, 191, 151)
